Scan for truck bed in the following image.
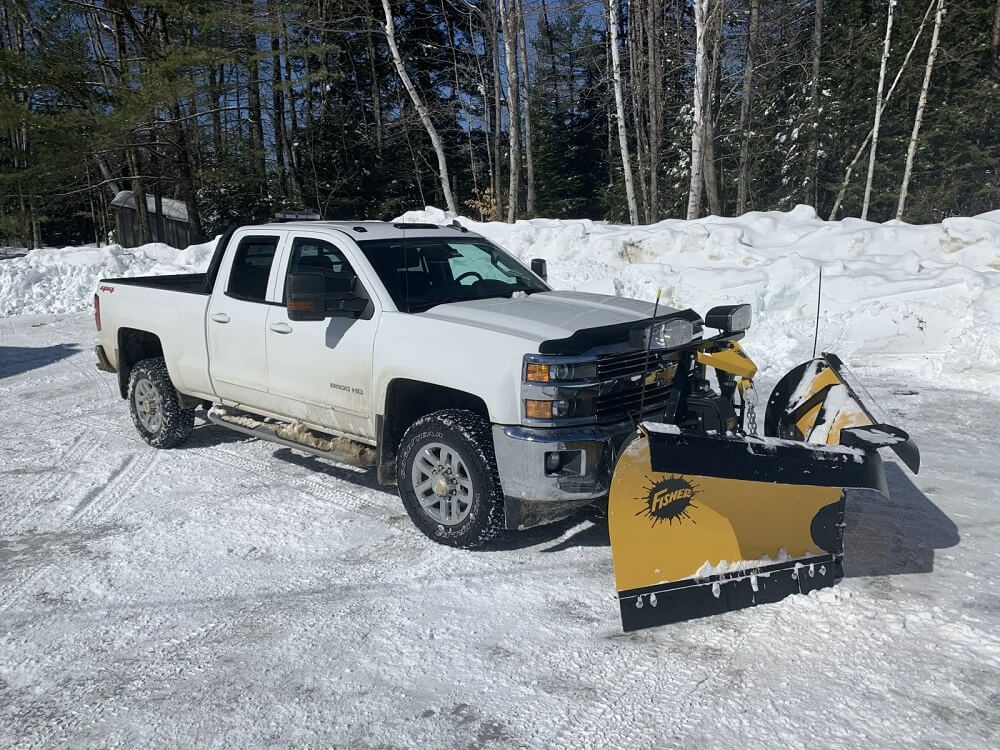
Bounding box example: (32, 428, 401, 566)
(100, 272, 209, 294)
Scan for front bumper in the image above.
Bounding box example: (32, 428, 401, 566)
(492, 422, 636, 530)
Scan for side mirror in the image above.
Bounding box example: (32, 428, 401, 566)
(287, 272, 327, 322)
(286, 272, 369, 321)
(531, 258, 548, 281)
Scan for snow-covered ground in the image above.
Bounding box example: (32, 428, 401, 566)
(2, 208, 999, 746)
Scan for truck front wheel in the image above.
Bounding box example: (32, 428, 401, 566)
(127, 356, 195, 448)
(397, 409, 505, 549)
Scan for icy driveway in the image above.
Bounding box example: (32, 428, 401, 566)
(1, 314, 998, 748)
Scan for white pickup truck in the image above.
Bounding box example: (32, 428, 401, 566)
(94, 219, 746, 547)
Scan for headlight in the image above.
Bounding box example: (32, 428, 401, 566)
(650, 318, 695, 348)
(523, 360, 597, 383)
(629, 318, 696, 350)
(705, 303, 752, 333)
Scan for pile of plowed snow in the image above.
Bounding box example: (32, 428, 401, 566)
(404, 206, 1000, 386)
(0, 239, 216, 317)
(2, 205, 998, 385)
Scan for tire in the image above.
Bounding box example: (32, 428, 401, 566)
(397, 409, 506, 549)
(127, 356, 195, 448)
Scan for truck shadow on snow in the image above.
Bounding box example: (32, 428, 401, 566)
(844, 462, 960, 578)
(0, 344, 80, 379)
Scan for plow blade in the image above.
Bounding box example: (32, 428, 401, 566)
(765, 352, 919, 473)
(609, 428, 889, 632)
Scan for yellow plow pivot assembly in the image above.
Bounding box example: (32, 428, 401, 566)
(608, 353, 919, 632)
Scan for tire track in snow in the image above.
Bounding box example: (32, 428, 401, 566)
(0, 448, 157, 613)
(0, 432, 103, 606)
(546, 600, 780, 748)
(77, 411, 400, 524)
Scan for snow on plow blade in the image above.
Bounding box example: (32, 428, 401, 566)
(608, 353, 918, 632)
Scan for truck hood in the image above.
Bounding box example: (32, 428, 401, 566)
(419, 291, 677, 346)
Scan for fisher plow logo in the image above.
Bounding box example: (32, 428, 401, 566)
(637, 475, 699, 527)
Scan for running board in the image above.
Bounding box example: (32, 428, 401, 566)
(206, 407, 375, 468)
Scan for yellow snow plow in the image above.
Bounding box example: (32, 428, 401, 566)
(608, 307, 919, 631)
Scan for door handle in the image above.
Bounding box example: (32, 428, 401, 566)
(211, 312, 230, 324)
(269, 322, 292, 334)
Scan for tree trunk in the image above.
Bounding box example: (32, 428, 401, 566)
(702, 1, 723, 217)
(471, 12, 494, 207)
(993, 0, 1000, 66)
(491, 12, 504, 218)
(687, 0, 710, 220)
(608, 0, 639, 224)
(270, 1, 287, 201)
(243, 0, 266, 195)
(127, 146, 152, 245)
(861, 0, 897, 221)
(381, 0, 457, 213)
(517, 0, 535, 215)
(897, 0, 945, 219)
(499, 0, 521, 221)
(807, 0, 824, 208)
(736, 0, 760, 215)
(628, 2, 649, 219)
(646, 0, 662, 222)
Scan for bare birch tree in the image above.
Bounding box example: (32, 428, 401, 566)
(702, 0, 723, 217)
(687, 0, 710, 220)
(499, 0, 521, 222)
(806, 0, 824, 208)
(861, 0, 897, 220)
(381, 0, 457, 213)
(517, 0, 536, 216)
(608, 0, 639, 224)
(829, 0, 934, 218)
(736, 0, 760, 216)
(897, 0, 946, 219)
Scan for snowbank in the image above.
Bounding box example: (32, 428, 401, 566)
(403, 206, 1000, 386)
(0, 239, 217, 317)
(2, 206, 998, 386)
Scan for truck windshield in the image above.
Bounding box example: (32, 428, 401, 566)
(357, 237, 549, 313)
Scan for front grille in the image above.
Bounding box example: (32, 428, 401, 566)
(594, 349, 675, 422)
(596, 349, 669, 380)
(594, 383, 672, 420)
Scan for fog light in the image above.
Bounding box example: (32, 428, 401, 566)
(544, 450, 585, 477)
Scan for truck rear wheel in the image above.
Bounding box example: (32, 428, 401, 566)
(128, 356, 195, 448)
(397, 409, 505, 549)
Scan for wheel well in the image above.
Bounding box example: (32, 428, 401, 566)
(116, 328, 164, 398)
(376, 379, 490, 485)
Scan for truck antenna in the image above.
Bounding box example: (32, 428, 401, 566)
(812, 266, 823, 359)
(637, 288, 662, 421)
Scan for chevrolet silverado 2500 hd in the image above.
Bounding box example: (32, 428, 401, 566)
(94, 219, 745, 548)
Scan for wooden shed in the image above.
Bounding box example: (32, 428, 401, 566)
(110, 190, 193, 249)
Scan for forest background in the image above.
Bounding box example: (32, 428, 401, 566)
(0, 0, 996, 248)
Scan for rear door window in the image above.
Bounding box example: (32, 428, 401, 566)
(227, 236, 280, 302)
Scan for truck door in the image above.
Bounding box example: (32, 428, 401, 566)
(265, 233, 378, 439)
(206, 231, 286, 408)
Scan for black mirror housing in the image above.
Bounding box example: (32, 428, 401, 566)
(287, 272, 327, 321)
(531, 258, 547, 281)
(287, 272, 368, 321)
